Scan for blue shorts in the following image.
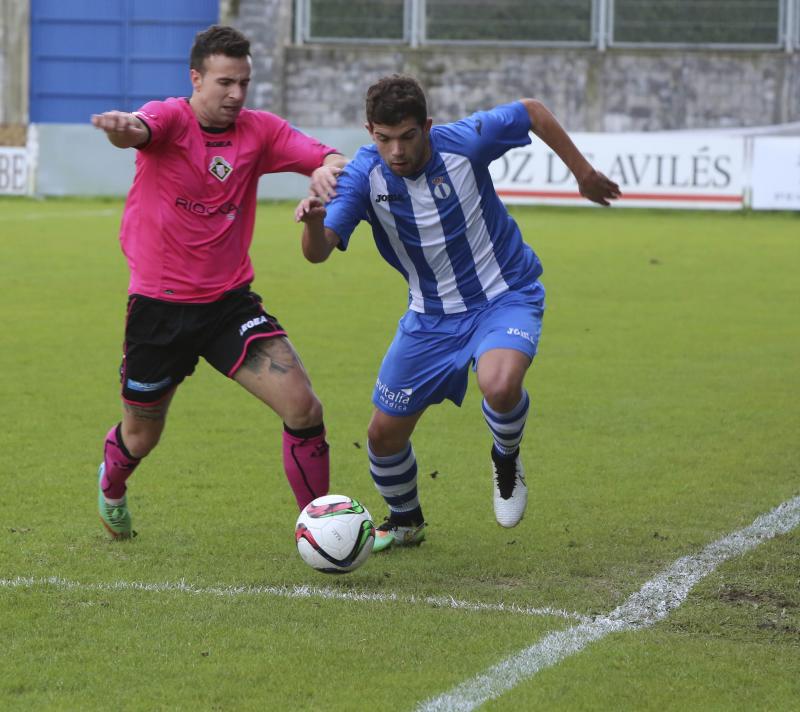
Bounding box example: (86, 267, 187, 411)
(373, 282, 545, 416)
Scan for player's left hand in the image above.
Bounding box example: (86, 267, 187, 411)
(578, 169, 622, 206)
(295, 196, 326, 223)
(309, 165, 343, 202)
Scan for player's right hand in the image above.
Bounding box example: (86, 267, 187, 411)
(91, 111, 149, 148)
(295, 196, 327, 223)
(91, 111, 142, 134)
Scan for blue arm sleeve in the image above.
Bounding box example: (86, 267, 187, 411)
(434, 101, 532, 165)
(323, 153, 371, 251)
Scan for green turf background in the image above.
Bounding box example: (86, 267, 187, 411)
(1, 199, 798, 710)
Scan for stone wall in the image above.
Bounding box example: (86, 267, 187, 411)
(2, 0, 796, 133)
(236, 0, 799, 131)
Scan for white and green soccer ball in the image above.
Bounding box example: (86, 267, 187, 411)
(295, 494, 375, 573)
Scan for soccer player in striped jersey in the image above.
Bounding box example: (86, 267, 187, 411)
(296, 75, 620, 550)
(90, 25, 347, 539)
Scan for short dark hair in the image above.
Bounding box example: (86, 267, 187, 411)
(190, 25, 250, 72)
(366, 75, 428, 127)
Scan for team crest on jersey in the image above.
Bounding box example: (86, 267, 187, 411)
(208, 155, 233, 182)
(431, 175, 452, 200)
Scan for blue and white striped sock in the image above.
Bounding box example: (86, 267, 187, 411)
(482, 390, 530, 457)
(368, 442, 422, 522)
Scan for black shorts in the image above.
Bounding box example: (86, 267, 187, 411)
(120, 287, 286, 406)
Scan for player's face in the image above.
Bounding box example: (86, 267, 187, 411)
(190, 54, 252, 128)
(368, 117, 433, 177)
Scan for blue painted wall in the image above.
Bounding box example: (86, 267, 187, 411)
(30, 0, 218, 123)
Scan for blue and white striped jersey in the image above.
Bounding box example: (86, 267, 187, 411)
(324, 101, 543, 315)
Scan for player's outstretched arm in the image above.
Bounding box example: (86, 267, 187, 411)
(90, 111, 149, 149)
(521, 98, 621, 206)
(295, 197, 341, 263)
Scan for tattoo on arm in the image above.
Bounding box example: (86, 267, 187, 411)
(241, 338, 299, 375)
(123, 402, 168, 422)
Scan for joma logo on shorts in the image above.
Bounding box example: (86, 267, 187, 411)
(239, 315, 268, 336)
(507, 327, 536, 344)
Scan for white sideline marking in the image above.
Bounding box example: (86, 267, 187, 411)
(417, 495, 800, 712)
(0, 576, 589, 623)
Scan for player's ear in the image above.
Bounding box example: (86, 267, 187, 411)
(364, 122, 373, 136)
(423, 117, 432, 133)
(190, 68, 203, 92)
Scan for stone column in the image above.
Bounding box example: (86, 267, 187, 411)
(0, 0, 30, 141)
(226, 0, 293, 116)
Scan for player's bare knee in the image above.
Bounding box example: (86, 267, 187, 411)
(481, 378, 523, 413)
(282, 393, 323, 430)
(120, 427, 161, 459)
(367, 421, 403, 455)
(366, 422, 382, 450)
(121, 403, 169, 457)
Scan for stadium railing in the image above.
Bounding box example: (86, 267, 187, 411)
(295, 0, 799, 52)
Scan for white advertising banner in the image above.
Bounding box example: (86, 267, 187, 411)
(490, 133, 744, 210)
(0, 147, 31, 196)
(750, 137, 800, 210)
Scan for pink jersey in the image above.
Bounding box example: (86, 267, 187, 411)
(120, 97, 336, 302)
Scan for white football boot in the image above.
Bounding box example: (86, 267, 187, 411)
(491, 450, 527, 528)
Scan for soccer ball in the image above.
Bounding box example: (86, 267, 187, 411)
(295, 494, 375, 573)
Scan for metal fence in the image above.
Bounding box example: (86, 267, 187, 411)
(295, 0, 799, 50)
(424, 0, 594, 45)
(301, 0, 407, 43)
(611, 0, 783, 48)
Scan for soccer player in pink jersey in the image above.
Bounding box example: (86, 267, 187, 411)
(90, 25, 346, 539)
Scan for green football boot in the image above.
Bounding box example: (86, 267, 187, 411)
(372, 518, 426, 552)
(97, 463, 133, 539)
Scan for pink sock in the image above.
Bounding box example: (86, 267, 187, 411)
(101, 424, 141, 499)
(282, 424, 330, 510)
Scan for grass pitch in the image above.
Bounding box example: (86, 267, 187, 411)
(1, 198, 798, 710)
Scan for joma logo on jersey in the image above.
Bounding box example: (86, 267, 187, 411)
(209, 155, 233, 182)
(239, 315, 268, 336)
(375, 193, 403, 203)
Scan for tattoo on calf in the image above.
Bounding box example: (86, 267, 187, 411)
(242, 338, 297, 375)
(124, 402, 167, 421)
